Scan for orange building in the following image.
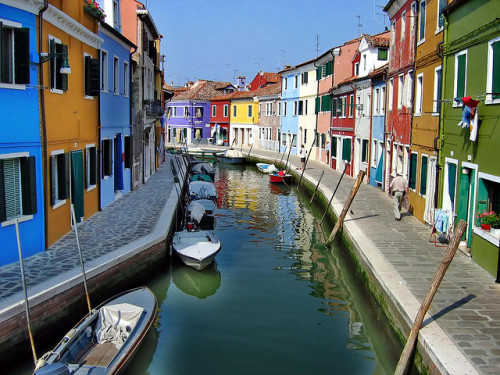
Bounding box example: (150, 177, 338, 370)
(40, 1, 101, 246)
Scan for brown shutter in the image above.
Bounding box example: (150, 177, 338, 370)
(14, 28, 30, 84)
(20, 156, 37, 215)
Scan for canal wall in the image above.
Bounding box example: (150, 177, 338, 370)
(0, 155, 188, 363)
(248, 152, 478, 375)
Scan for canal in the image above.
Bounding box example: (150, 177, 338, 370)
(14, 163, 401, 374)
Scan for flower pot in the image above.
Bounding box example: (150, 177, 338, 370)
(481, 223, 491, 231)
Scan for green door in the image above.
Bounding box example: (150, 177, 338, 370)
(71, 150, 84, 223)
(457, 167, 476, 247)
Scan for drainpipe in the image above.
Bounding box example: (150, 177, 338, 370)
(129, 44, 137, 191)
(38, 0, 49, 249)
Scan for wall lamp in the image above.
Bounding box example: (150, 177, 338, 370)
(39, 52, 72, 75)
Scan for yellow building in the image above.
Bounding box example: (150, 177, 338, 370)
(408, 0, 446, 224)
(229, 91, 259, 147)
(40, 1, 102, 246)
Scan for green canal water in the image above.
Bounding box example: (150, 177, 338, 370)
(125, 164, 400, 375)
(13, 164, 401, 374)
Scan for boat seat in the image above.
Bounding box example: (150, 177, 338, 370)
(84, 341, 118, 367)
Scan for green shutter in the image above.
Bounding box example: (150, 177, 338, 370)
(476, 178, 488, 225)
(304, 71, 308, 83)
(315, 97, 320, 113)
(448, 162, 457, 206)
(332, 137, 337, 157)
(378, 48, 388, 61)
(493, 41, 500, 99)
(14, 28, 30, 84)
(420, 156, 428, 195)
(342, 138, 351, 162)
(316, 66, 321, 80)
(409, 153, 417, 189)
(456, 53, 466, 99)
(0, 160, 5, 222)
(20, 156, 37, 215)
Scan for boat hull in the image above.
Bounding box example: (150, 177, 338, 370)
(217, 156, 246, 165)
(256, 163, 276, 173)
(269, 173, 293, 184)
(172, 230, 221, 271)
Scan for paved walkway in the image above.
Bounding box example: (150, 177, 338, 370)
(0, 148, 499, 374)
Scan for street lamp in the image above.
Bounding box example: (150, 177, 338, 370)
(39, 51, 71, 75)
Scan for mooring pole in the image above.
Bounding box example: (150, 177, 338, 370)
(309, 171, 325, 204)
(325, 169, 365, 247)
(320, 162, 349, 224)
(71, 205, 92, 313)
(247, 143, 253, 157)
(394, 219, 467, 375)
(298, 140, 316, 187)
(15, 219, 37, 365)
(284, 135, 296, 174)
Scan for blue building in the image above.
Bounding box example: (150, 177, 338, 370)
(98, 17, 136, 209)
(279, 67, 300, 154)
(0, 2, 45, 265)
(368, 65, 388, 189)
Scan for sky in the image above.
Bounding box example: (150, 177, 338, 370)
(145, 0, 389, 87)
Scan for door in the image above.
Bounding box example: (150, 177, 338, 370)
(71, 150, 84, 223)
(457, 167, 476, 247)
(114, 135, 123, 192)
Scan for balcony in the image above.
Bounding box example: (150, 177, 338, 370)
(143, 99, 164, 118)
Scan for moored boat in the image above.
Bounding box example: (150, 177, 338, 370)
(172, 230, 221, 271)
(187, 199, 216, 225)
(191, 162, 216, 180)
(34, 287, 157, 375)
(190, 173, 213, 182)
(269, 170, 293, 184)
(256, 163, 277, 174)
(188, 181, 217, 201)
(217, 149, 246, 164)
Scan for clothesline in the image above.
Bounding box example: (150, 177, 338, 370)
(434, 93, 498, 103)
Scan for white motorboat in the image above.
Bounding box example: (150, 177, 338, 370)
(188, 181, 217, 201)
(256, 163, 277, 174)
(172, 230, 221, 271)
(187, 199, 216, 224)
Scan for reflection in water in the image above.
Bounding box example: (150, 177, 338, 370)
(172, 260, 221, 299)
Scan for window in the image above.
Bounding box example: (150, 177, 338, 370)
(123, 61, 129, 97)
(259, 103, 262, 116)
(390, 20, 396, 54)
(354, 62, 360, 76)
(371, 139, 378, 167)
(113, 56, 119, 94)
(113, 0, 120, 29)
(374, 88, 380, 115)
(284, 77, 288, 90)
(233, 105, 237, 117)
(195, 107, 203, 118)
(101, 50, 108, 92)
(304, 129, 307, 144)
(356, 96, 361, 118)
(224, 104, 228, 117)
(361, 139, 369, 164)
(49, 37, 68, 92)
(415, 73, 423, 115)
(0, 21, 29, 85)
(85, 145, 97, 190)
(298, 100, 303, 115)
(349, 95, 354, 117)
(212, 105, 216, 117)
(401, 11, 406, 41)
(0, 155, 37, 223)
(410, 2, 416, 38)
(50, 151, 69, 207)
(420, 155, 428, 196)
(293, 101, 298, 116)
(84, 55, 99, 97)
(486, 37, 500, 103)
(454, 51, 467, 105)
(433, 66, 442, 114)
(418, 0, 426, 44)
(378, 48, 388, 61)
(301, 71, 308, 84)
(388, 78, 394, 110)
(331, 137, 338, 158)
(437, 0, 446, 32)
(366, 94, 371, 117)
(409, 152, 418, 190)
(342, 138, 352, 162)
(102, 139, 112, 178)
(476, 174, 500, 230)
(381, 86, 386, 115)
(124, 135, 133, 169)
(304, 100, 308, 115)
(363, 54, 367, 71)
(398, 75, 404, 109)
(321, 95, 332, 113)
(294, 75, 298, 89)
(184, 107, 189, 118)
(248, 105, 252, 118)
(278, 101, 282, 116)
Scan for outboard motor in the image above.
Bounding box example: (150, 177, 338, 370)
(34, 363, 70, 375)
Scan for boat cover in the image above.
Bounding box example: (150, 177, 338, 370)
(189, 201, 206, 223)
(225, 149, 243, 158)
(96, 303, 144, 349)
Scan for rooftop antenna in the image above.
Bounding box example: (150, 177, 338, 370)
(278, 49, 286, 70)
(316, 35, 320, 57)
(375, 4, 388, 31)
(356, 15, 362, 35)
(253, 62, 261, 72)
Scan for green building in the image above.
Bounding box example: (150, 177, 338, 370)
(440, 0, 500, 281)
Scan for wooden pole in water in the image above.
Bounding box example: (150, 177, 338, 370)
(284, 135, 295, 174)
(15, 219, 37, 365)
(320, 162, 349, 224)
(298, 139, 316, 188)
(309, 170, 325, 204)
(71, 205, 92, 313)
(325, 169, 365, 247)
(247, 143, 253, 157)
(394, 219, 467, 375)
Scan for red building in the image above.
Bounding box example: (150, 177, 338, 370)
(384, 0, 416, 190)
(210, 92, 235, 145)
(248, 72, 280, 91)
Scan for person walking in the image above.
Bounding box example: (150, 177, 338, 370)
(390, 172, 408, 221)
(299, 144, 307, 170)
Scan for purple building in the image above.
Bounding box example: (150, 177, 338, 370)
(166, 80, 235, 145)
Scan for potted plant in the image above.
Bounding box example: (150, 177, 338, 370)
(84, 0, 106, 22)
(477, 211, 497, 231)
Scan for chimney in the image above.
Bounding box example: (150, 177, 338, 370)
(237, 76, 246, 91)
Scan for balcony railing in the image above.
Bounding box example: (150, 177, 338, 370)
(143, 99, 164, 118)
